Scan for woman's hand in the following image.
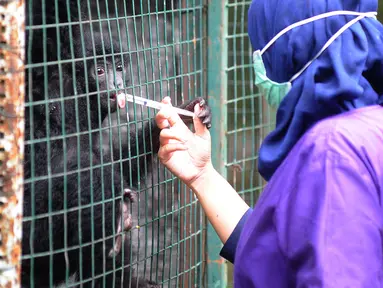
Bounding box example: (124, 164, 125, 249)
(156, 97, 249, 245)
(155, 97, 213, 187)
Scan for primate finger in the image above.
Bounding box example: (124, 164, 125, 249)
(193, 104, 210, 138)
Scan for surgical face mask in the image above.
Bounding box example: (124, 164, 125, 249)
(253, 10, 377, 109)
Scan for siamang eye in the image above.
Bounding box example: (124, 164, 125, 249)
(97, 67, 105, 76)
(116, 65, 123, 71)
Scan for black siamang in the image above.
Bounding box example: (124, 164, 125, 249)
(23, 1, 211, 287)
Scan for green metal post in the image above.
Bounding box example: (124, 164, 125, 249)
(207, 0, 228, 287)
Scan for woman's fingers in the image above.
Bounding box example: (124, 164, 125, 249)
(158, 143, 188, 162)
(161, 96, 172, 105)
(160, 129, 187, 145)
(157, 118, 171, 129)
(156, 97, 172, 129)
(156, 105, 188, 130)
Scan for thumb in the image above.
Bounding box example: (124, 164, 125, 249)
(193, 104, 209, 137)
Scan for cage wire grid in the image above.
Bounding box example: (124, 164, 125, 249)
(226, 1, 275, 204)
(2, 0, 284, 286)
(222, 0, 276, 287)
(22, 0, 205, 287)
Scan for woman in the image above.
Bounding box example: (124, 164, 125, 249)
(155, 0, 383, 286)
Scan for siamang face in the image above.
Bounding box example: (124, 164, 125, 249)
(88, 55, 128, 113)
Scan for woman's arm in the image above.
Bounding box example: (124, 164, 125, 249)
(155, 97, 249, 244)
(190, 166, 250, 244)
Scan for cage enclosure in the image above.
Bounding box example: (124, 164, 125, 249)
(0, 0, 277, 287)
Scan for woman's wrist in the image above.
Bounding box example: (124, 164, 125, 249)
(187, 162, 249, 244)
(188, 163, 217, 195)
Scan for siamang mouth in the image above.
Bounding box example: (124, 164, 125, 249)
(110, 93, 126, 109)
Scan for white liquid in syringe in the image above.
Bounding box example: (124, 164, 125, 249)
(123, 93, 195, 117)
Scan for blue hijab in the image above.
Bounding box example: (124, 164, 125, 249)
(248, 0, 383, 181)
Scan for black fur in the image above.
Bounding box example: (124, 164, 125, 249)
(23, 1, 211, 287)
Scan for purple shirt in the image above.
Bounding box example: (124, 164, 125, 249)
(221, 105, 383, 287)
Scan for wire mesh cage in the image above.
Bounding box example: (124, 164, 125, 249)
(22, 0, 206, 287)
(1, 0, 293, 286)
(225, 0, 275, 286)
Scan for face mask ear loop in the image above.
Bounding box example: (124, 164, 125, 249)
(260, 10, 377, 56)
(289, 12, 377, 83)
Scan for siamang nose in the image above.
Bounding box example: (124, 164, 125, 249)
(108, 74, 124, 90)
(114, 78, 123, 89)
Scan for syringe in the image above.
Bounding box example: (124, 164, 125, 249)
(122, 93, 195, 117)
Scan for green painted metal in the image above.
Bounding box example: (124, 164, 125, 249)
(207, 0, 278, 286)
(20, 0, 278, 286)
(24, 1, 206, 287)
(206, 0, 229, 287)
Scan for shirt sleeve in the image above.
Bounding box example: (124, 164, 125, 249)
(275, 133, 383, 287)
(219, 207, 253, 263)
